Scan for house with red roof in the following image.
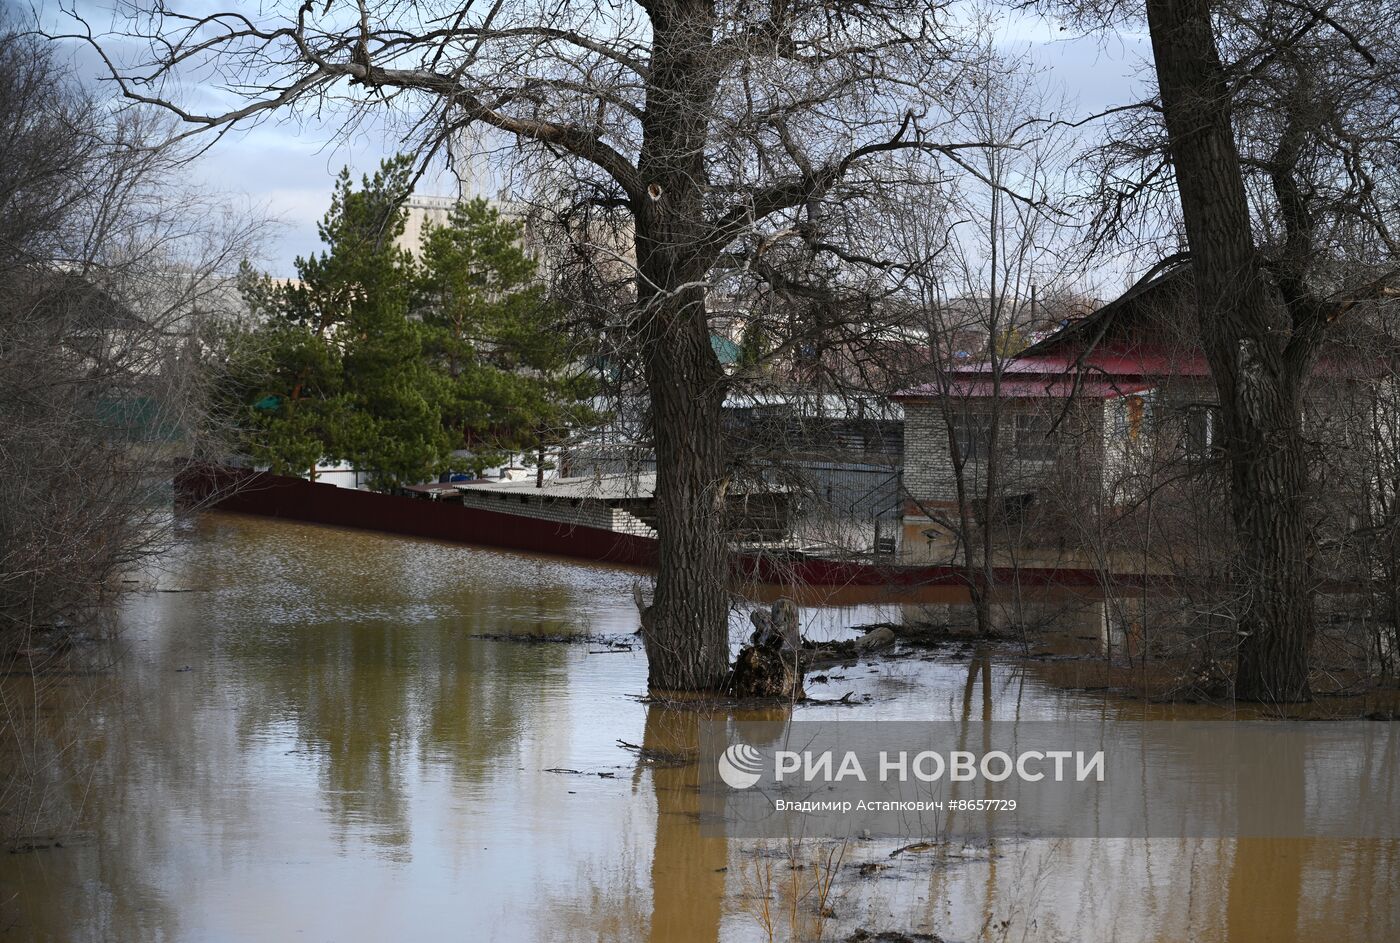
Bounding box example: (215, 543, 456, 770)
(891, 263, 1388, 566)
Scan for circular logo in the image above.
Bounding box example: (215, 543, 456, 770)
(717, 742, 764, 789)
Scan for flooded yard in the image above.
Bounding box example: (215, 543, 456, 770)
(1, 513, 1396, 941)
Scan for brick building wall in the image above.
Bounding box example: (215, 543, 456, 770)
(901, 398, 1109, 516)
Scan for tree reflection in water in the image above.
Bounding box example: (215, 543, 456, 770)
(2, 514, 1398, 942)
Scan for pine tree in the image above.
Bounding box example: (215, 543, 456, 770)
(227, 157, 450, 487)
(224, 161, 597, 487)
(416, 198, 598, 473)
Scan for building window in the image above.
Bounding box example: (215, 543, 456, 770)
(1014, 413, 1058, 462)
(1126, 395, 1148, 440)
(1183, 404, 1220, 460)
(1109, 393, 1153, 442)
(1109, 399, 1128, 439)
(949, 412, 990, 462)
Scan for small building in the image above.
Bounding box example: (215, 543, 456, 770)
(405, 474, 659, 537)
(892, 263, 1388, 554)
(402, 472, 798, 543)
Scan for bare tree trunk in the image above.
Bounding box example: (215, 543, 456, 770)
(976, 407, 1000, 638)
(634, 0, 732, 692)
(1145, 0, 1314, 701)
(639, 285, 732, 691)
(73, 0, 993, 693)
(946, 427, 995, 638)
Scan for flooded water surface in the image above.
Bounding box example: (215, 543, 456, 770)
(1, 513, 1395, 941)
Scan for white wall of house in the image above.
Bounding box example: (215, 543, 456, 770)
(1099, 379, 1227, 506)
(311, 463, 368, 489)
(901, 398, 1108, 516)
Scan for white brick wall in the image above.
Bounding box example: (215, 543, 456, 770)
(609, 508, 658, 537)
(902, 399, 1108, 509)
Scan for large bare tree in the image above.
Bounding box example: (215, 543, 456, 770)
(890, 53, 1076, 639)
(65, 0, 994, 690)
(1064, 0, 1400, 700)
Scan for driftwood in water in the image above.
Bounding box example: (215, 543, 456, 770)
(854, 626, 896, 652)
(803, 625, 897, 668)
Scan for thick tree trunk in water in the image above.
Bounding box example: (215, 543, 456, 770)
(1227, 385, 1314, 702)
(633, 0, 731, 692)
(640, 289, 732, 692)
(1145, 0, 1314, 701)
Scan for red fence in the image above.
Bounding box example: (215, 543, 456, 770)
(178, 466, 1129, 589)
(177, 466, 659, 568)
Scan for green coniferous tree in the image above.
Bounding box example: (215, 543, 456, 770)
(227, 157, 449, 487)
(224, 160, 598, 487)
(416, 198, 598, 474)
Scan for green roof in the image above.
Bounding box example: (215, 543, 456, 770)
(95, 395, 182, 442)
(710, 334, 741, 365)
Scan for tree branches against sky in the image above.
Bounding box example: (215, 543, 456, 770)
(39, 0, 1150, 283)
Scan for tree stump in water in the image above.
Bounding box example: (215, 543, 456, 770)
(731, 599, 805, 699)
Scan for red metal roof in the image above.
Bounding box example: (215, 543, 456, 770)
(893, 256, 1382, 404)
(949, 377, 1150, 399)
(892, 348, 1197, 401)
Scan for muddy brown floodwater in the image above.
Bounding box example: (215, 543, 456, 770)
(1, 512, 1397, 941)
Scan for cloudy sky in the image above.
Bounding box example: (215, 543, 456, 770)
(42, 2, 1152, 282)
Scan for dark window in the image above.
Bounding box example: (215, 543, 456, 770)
(1109, 399, 1128, 439)
(950, 412, 990, 461)
(1013, 413, 1058, 462)
(1126, 395, 1147, 440)
(1110, 394, 1152, 441)
(1183, 404, 1220, 460)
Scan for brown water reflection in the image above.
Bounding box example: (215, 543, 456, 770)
(0, 512, 1396, 941)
